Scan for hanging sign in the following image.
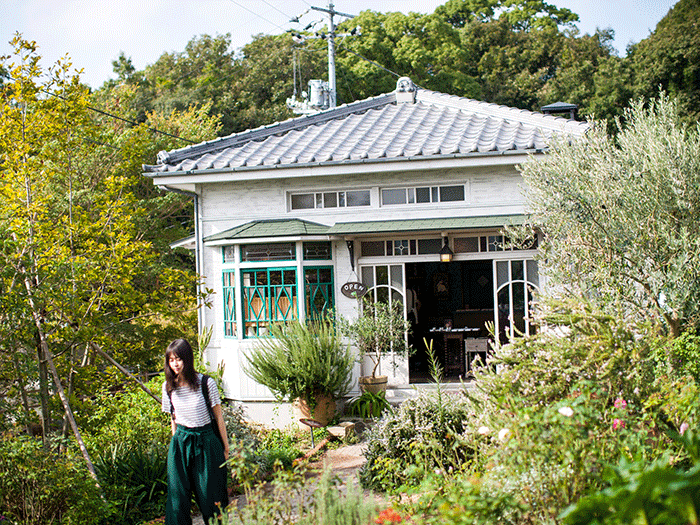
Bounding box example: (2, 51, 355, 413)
(341, 281, 368, 299)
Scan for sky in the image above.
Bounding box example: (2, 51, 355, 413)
(2, 0, 679, 90)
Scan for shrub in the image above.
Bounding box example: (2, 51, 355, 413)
(359, 388, 477, 492)
(93, 442, 168, 525)
(242, 319, 356, 409)
(345, 390, 391, 419)
(215, 467, 378, 525)
(82, 378, 170, 457)
(0, 435, 108, 525)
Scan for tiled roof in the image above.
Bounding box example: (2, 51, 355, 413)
(144, 79, 589, 175)
(326, 215, 527, 235)
(204, 219, 329, 242)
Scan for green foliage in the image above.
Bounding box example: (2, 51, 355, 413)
(340, 298, 412, 378)
(359, 388, 477, 492)
(519, 94, 700, 337)
(667, 329, 700, 384)
(242, 319, 356, 407)
(561, 430, 700, 525)
(82, 379, 170, 457)
(215, 467, 378, 525)
(93, 442, 167, 525)
(0, 436, 108, 525)
(346, 390, 391, 419)
(629, 0, 700, 125)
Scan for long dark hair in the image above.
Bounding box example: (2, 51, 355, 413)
(164, 339, 198, 393)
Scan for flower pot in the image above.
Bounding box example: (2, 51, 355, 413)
(358, 375, 388, 394)
(294, 394, 337, 428)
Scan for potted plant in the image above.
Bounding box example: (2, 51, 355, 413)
(242, 318, 355, 426)
(341, 298, 412, 393)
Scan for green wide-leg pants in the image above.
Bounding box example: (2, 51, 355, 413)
(166, 424, 229, 525)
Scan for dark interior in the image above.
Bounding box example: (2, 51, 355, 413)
(406, 261, 494, 382)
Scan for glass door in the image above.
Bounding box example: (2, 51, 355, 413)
(494, 259, 539, 341)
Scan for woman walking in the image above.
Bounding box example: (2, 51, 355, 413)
(162, 339, 229, 525)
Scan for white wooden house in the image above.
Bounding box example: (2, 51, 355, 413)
(143, 77, 588, 426)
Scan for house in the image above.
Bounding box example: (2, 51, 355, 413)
(143, 77, 588, 427)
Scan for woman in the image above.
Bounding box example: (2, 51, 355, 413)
(162, 339, 229, 525)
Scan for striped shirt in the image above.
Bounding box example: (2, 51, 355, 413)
(161, 373, 221, 428)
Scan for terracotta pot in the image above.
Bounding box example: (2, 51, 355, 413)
(358, 375, 388, 394)
(294, 394, 337, 427)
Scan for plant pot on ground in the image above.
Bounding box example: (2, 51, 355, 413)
(242, 318, 356, 427)
(341, 298, 412, 393)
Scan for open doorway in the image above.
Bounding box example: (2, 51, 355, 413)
(406, 261, 494, 383)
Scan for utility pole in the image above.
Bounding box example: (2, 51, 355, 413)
(310, 2, 355, 108)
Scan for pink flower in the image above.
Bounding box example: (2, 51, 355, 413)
(614, 398, 627, 409)
(613, 418, 625, 430)
(680, 422, 689, 435)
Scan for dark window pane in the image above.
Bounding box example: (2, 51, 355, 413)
(440, 185, 465, 202)
(346, 190, 370, 207)
(324, 192, 337, 208)
(454, 237, 479, 253)
(291, 193, 314, 209)
(361, 241, 385, 257)
(382, 188, 406, 205)
(416, 187, 430, 203)
(417, 238, 442, 254)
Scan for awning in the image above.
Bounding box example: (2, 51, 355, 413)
(325, 214, 528, 236)
(204, 219, 330, 242)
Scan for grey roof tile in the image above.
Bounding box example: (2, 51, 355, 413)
(144, 82, 589, 175)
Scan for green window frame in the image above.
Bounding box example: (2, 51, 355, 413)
(304, 267, 334, 322)
(223, 270, 236, 337)
(242, 267, 298, 338)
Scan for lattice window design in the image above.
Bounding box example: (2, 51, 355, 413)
(304, 267, 334, 322)
(242, 268, 298, 337)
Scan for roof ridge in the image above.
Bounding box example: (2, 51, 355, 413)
(157, 92, 397, 166)
(416, 89, 588, 133)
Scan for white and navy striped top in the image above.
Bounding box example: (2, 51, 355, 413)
(161, 373, 221, 428)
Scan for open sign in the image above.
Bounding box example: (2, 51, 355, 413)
(341, 281, 368, 299)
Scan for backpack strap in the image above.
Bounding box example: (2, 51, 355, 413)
(201, 374, 224, 444)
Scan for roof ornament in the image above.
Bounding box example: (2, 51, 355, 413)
(395, 77, 416, 104)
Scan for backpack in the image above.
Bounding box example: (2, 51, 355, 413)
(167, 374, 224, 445)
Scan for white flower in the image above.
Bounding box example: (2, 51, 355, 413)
(498, 428, 511, 442)
(477, 426, 490, 435)
(558, 406, 574, 417)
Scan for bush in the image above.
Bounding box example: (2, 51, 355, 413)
(0, 435, 109, 525)
(215, 467, 378, 525)
(359, 388, 477, 492)
(242, 319, 356, 409)
(93, 442, 168, 525)
(82, 379, 170, 457)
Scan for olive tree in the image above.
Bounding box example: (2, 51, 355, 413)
(520, 94, 700, 336)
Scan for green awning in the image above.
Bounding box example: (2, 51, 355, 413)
(205, 219, 329, 242)
(326, 214, 527, 236)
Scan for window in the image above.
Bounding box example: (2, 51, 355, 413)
(223, 271, 236, 337)
(381, 185, 465, 206)
(454, 234, 538, 254)
(303, 241, 332, 260)
(305, 267, 334, 322)
(223, 241, 335, 338)
(241, 243, 295, 262)
(360, 238, 442, 257)
(290, 190, 370, 210)
(242, 268, 297, 337)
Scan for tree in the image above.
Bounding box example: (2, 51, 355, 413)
(628, 0, 700, 124)
(0, 36, 219, 462)
(519, 94, 700, 337)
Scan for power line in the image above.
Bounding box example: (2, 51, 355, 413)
(227, 0, 289, 33)
(42, 89, 197, 145)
